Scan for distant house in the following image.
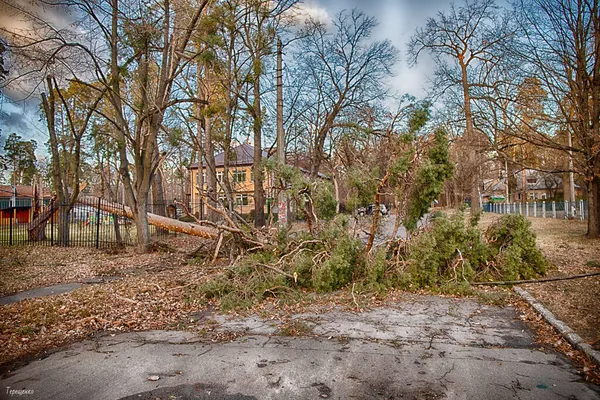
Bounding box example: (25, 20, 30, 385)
(0, 185, 53, 224)
(188, 144, 274, 217)
(481, 178, 508, 203)
(481, 170, 583, 203)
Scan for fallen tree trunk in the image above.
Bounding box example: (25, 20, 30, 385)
(28, 200, 56, 241)
(77, 196, 218, 240)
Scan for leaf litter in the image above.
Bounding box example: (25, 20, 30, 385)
(1, 218, 599, 384)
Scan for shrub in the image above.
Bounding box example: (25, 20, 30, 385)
(313, 181, 337, 221)
(313, 215, 365, 291)
(192, 210, 547, 310)
(485, 214, 547, 280)
(402, 212, 546, 288)
(407, 213, 481, 287)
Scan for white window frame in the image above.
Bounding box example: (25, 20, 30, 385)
(235, 194, 249, 206)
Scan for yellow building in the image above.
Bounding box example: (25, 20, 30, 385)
(188, 144, 273, 217)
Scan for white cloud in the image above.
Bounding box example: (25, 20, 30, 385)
(287, 2, 330, 25)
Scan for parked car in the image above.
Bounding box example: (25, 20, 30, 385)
(360, 204, 388, 216)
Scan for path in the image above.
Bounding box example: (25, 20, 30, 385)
(1, 295, 598, 399)
(0, 277, 120, 306)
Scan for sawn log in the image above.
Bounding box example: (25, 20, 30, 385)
(77, 196, 218, 240)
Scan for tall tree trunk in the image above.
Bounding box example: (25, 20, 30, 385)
(310, 111, 336, 178)
(204, 116, 218, 222)
(100, 161, 123, 245)
(152, 166, 168, 234)
(152, 157, 167, 217)
(195, 60, 205, 219)
(222, 110, 235, 213)
(276, 36, 288, 225)
(253, 78, 265, 227)
(588, 174, 600, 238)
(460, 60, 481, 213)
(134, 195, 151, 253)
(41, 79, 71, 246)
(110, 0, 137, 244)
(57, 204, 70, 246)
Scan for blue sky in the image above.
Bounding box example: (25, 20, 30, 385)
(0, 0, 453, 150)
(307, 0, 451, 96)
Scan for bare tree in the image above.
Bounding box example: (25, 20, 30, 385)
(41, 77, 103, 245)
(293, 9, 398, 178)
(511, 0, 600, 237)
(408, 0, 515, 213)
(102, 0, 210, 252)
(234, 0, 296, 227)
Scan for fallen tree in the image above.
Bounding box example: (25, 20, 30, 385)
(28, 199, 56, 241)
(77, 196, 218, 240)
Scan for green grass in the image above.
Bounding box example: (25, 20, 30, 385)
(0, 221, 171, 247)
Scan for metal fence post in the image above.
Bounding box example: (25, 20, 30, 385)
(9, 207, 13, 246)
(533, 202, 537, 217)
(50, 206, 54, 246)
(580, 200, 585, 221)
(519, 202, 522, 215)
(542, 201, 546, 218)
(96, 198, 101, 249)
(552, 201, 556, 218)
(526, 202, 529, 216)
(564, 201, 569, 219)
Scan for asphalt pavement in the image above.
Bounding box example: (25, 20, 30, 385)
(1, 294, 598, 400)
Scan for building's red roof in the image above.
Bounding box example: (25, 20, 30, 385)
(0, 185, 53, 199)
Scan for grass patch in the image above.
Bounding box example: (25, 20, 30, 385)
(585, 260, 600, 268)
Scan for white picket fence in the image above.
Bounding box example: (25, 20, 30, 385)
(486, 200, 588, 221)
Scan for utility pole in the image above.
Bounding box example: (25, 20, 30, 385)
(276, 36, 287, 226)
(567, 130, 576, 217)
(505, 159, 510, 204)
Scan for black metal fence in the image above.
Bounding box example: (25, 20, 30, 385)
(0, 199, 173, 248)
(484, 199, 589, 220)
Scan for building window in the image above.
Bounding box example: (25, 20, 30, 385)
(235, 194, 249, 206)
(232, 170, 246, 183)
(541, 193, 547, 200)
(216, 171, 223, 182)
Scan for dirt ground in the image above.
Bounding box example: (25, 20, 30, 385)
(479, 213, 600, 349)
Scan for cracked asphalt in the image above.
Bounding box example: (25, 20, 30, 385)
(1, 295, 599, 399)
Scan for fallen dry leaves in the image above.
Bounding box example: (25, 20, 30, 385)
(1, 216, 599, 383)
(510, 297, 600, 385)
(479, 214, 600, 348)
(0, 235, 216, 370)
